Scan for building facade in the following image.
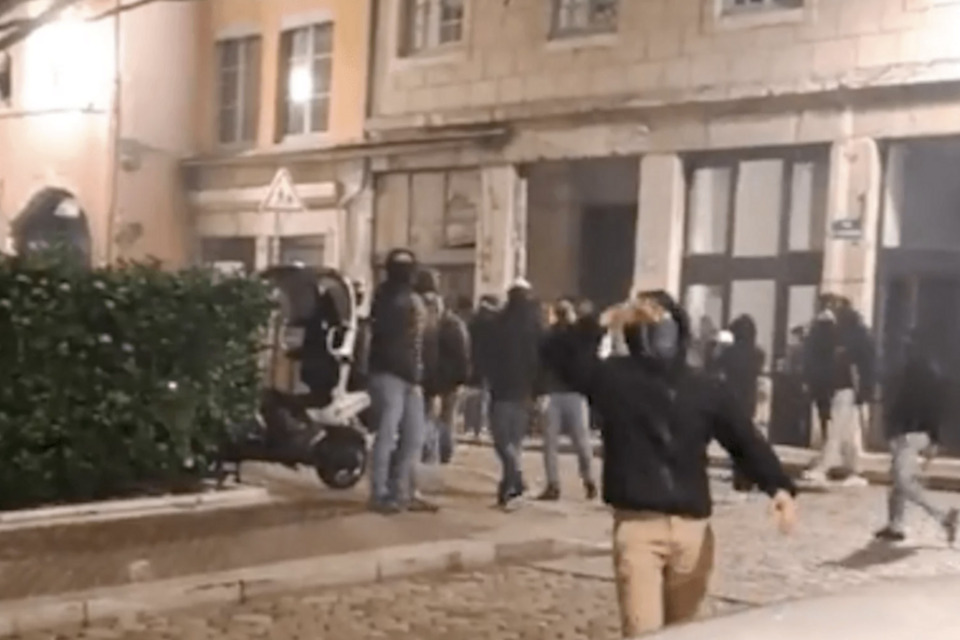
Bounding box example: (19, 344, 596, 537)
(184, 0, 375, 282)
(368, 0, 960, 448)
(0, 0, 199, 265)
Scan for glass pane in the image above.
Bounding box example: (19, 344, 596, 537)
(286, 101, 305, 136)
(787, 285, 817, 336)
(312, 23, 333, 54)
(290, 28, 309, 57)
(685, 283, 725, 367)
(788, 160, 828, 252)
(733, 159, 783, 257)
(311, 56, 332, 94)
(218, 40, 239, 68)
(280, 235, 326, 268)
(240, 39, 261, 142)
(218, 106, 237, 143)
(218, 65, 238, 109)
(309, 97, 329, 132)
(686, 166, 731, 255)
(729, 279, 776, 370)
(200, 237, 256, 273)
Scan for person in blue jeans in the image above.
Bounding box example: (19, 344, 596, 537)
(537, 299, 597, 501)
(486, 279, 544, 510)
(366, 248, 435, 514)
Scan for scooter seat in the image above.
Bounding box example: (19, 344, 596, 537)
(306, 391, 370, 427)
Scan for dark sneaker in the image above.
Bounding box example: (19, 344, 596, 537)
(943, 508, 959, 545)
(537, 485, 560, 501)
(584, 480, 598, 501)
(369, 499, 402, 515)
(874, 527, 906, 542)
(407, 495, 440, 513)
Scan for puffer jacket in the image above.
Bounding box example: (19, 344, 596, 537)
(367, 280, 426, 385)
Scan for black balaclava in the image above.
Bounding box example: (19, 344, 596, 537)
(385, 248, 417, 286)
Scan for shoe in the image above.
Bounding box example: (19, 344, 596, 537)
(802, 468, 827, 483)
(584, 480, 598, 501)
(874, 526, 906, 542)
(407, 495, 440, 513)
(840, 475, 869, 488)
(943, 508, 959, 545)
(537, 485, 560, 501)
(369, 499, 402, 515)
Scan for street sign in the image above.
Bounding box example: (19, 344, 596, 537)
(260, 168, 303, 212)
(831, 218, 863, 241)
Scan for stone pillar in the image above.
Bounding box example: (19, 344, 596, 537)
(476, 165, 525, 300)
(822, 137, 882, 326)
(633, 154, 686, 298)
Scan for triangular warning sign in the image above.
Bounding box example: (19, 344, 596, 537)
(260, 168, 304, 212)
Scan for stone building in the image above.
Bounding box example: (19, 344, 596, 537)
(367, 0, 960, 447)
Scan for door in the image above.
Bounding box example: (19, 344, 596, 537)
(580, 205, 637, 309)
(682, 150, 828, 444)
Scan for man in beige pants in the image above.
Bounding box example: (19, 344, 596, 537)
(542, 291, 797, 637)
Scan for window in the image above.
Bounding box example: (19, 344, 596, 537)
(200, 237, 256, 274)
(216, 36, 261, 145)
(279, 235, 326, 268)
(402, 0, 464, 55)
(551, 0, 618, 38)
(280, 23, 333, 137)
(720, 0, 803, 14)
(0, 52, 10, 105)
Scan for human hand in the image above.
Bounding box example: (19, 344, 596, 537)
(770, 489, 797, 535)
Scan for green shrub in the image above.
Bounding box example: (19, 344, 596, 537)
(0, 252, 272, 510)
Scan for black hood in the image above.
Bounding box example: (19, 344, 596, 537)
(384, 248, 417, 287)
(729, 314, 758, 346)
(624, 290, 691, 376)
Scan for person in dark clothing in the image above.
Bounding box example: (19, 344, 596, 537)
(348, 279, 371, 393)
(803, 295, 875, 485)
(487, 278, 543, 509)
(875, 329, 959, 543)
(367, 248, 432, 513)
(541, 291, 796, 637)
(415, 268, 471, 465)
(716, 315, 766, 493)
(536, 299, 597, 501)
(464, 295, 499, 438)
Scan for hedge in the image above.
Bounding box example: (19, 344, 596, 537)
(0, 252, 272, 510)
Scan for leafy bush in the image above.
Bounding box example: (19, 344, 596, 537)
(0, 252, 272, 509)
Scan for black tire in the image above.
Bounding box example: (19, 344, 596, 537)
(313, 428, 368, 490)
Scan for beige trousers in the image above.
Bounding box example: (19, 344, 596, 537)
(613, 510, 715, 638)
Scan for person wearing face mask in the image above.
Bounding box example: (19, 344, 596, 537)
(541, 290, 797, 638)
(367, 248, 433, 514)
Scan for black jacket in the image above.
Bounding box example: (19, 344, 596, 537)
(468, 306, 498, 386)
(541, 296, 794, 519)
(487, 290, 543, 402)
(540, 321, 578, 395)
(422, 294, 471, 397)
(716, 315, 765, 420)
(804, 311, 875, 403)
(367, 281, 425, 385)
(883, 345, 947, 444)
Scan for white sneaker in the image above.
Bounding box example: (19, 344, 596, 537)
(802, 468, 827, 483)
(841, 474, 869, 488)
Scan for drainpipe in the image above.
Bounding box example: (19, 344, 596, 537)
(104, 0, 122, 265)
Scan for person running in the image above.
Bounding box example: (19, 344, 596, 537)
(487, 278, 543, 510)
(541, 290, 796, 637)
(537, 299, 597, 501)
(875, 328, 958, 543)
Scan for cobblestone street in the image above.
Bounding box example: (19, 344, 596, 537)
(22, 445, 960, 640)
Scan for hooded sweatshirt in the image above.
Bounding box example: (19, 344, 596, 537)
(716, 315, 765, 420)
(487, 285, 543, 402)
(541, 291, 794, 518)
(368, 250, 426, 384)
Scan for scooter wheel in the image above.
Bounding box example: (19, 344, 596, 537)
(313, 431, 367, 490)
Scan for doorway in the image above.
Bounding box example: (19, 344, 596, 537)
(681, 148, 829, 445)
(580, 205, 637, 309)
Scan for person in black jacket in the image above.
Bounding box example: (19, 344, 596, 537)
(487, 278, 543, 509)
(875, 329, 958, 543)
(367, 248, 431, 513)
(541, 290, 796, 637)
(464, 295, 499, 438)
(716, 314, 766, 493)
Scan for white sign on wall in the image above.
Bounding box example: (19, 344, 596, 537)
(260, 168, 304, 212)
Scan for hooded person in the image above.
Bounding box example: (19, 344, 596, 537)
(541, 290, 796, 638)
(716, 314, 766, 493)
(487, 277, 544, 509)
(464, 294, 500, 437)
(366, 248, 434, 513)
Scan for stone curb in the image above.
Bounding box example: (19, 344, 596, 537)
(0, 535, 607, 636)
(0, 486, 273, 533)
(456, 436, 960, 491)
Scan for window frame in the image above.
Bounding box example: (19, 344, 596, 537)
(215, 35, 262, 147)
(400, 0, 466, 57)
(278, 22, 334, 140)
(0, 51, 11, 106)
(718, 0, 804, 16)
(549, 0, 619, 40)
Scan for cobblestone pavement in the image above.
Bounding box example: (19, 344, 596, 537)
(22, 445, 960, 640)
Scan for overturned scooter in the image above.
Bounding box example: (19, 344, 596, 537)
(216, 265, 370, 490)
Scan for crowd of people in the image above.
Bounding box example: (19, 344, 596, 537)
(360, 247, 958, 637)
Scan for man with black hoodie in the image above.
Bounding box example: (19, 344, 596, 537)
(875, 329, 958, 543)
(541, 290, 796, 637)
(367, 249, 430, 513)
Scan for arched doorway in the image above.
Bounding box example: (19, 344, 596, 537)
(10, 188, 92, 267)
